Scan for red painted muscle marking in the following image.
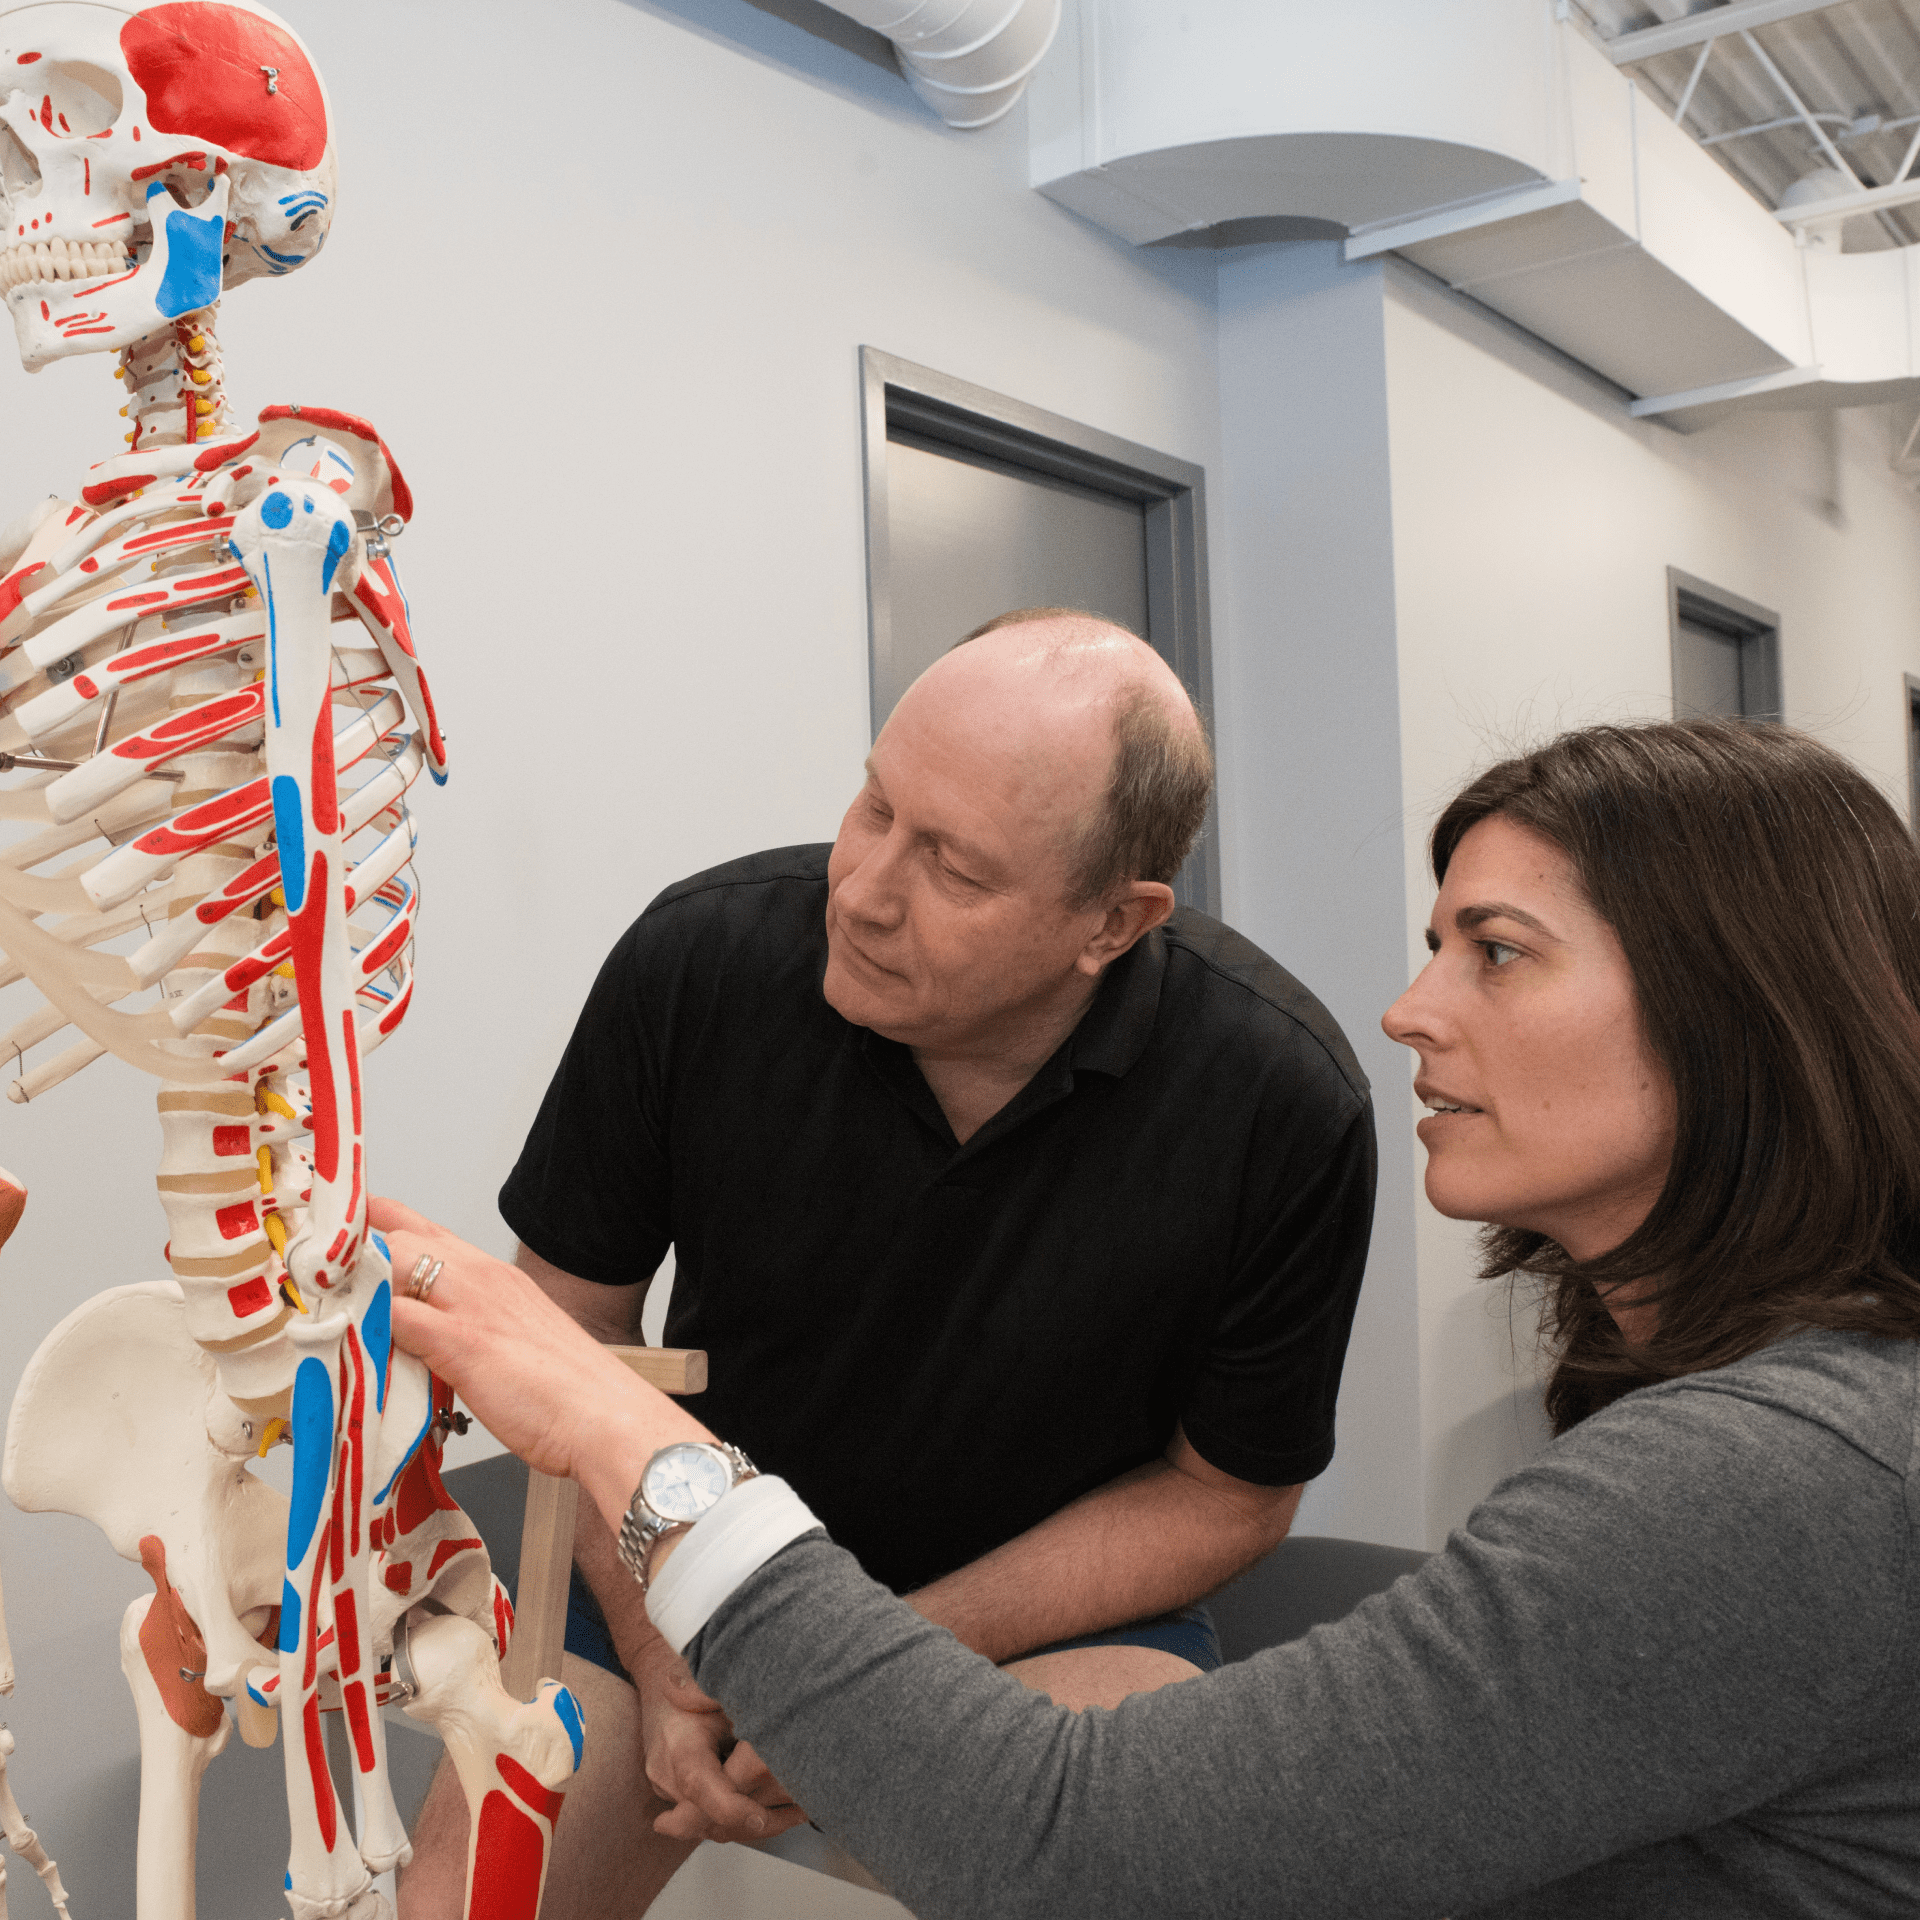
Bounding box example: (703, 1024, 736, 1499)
(15, 51, 39, 63)
(111, 685, 262, 761)
(346, 1328, 365, 1554)
(287, 848, 337, 1180)
(382, 1562, 413, 1595)
(425, 1537, 483, 1583)
(358, 917, 410, 978)
(129, 151, 206, 182)
(393, 1415, 462, 1536)
(219, 928, 289, 995)
(81, 474, 156, 507)
(227, 1275, 271, 1316)
(496, 1753, 567, 1824)
(121, 6, 327, 171)
(377, 981, 413, 1035)
(0, 562, 43, 624)
(308, 691, 338, 833)
(333, 1584, 361, 1680)
(301, 1696, 338, 1852)
(130, 775, 270, 859)
(344, 1009, 363, 1133)
(260, 406, 413, 522)
(70, 674, 98, 699)
(212, 1123, 250, 1155)
(197, 430, 257, 470)
(328, 1447, 346, 1587)
(105, 590, 168, 611)
(493, 1586, 514, 1659)
(469, 1794, 548, 1920)
(302, 1542, 327, 1691)
(344, 1677, 375, 1774)
(168, 565, 247, 594)
(117, 625, 260, 684)
(196, 848, 279, 923)
(214, 1199, 257, 1240)
(123, 513, 233, 554)
(351, 566, 400, 634)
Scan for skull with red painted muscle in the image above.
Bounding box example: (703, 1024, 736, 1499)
(0, 0, 334, 370)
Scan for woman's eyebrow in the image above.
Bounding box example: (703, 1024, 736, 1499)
(1456, 901, 1558, 939)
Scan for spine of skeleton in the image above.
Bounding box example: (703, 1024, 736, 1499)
(133, 310, 302, 1415)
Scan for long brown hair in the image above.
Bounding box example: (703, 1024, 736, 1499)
(1431, 719, 1920, 1433)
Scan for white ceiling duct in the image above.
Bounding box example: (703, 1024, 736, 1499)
(1025, 0, 1920, 427)
(823, 0, 1062, 128)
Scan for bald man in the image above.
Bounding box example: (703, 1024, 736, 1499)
(400, 612, 1376, 1918)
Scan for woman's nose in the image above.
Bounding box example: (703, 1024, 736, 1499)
(1382, 964, 1437, 1048)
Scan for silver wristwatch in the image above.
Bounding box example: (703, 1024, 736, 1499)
(616, 1440, 757, 1591)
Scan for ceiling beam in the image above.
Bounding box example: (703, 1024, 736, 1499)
(1607, 0, 1853, 66)
(1774, 174, 1920, 224)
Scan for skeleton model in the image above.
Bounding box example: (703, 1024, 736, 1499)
(0, 5, 583, 1916)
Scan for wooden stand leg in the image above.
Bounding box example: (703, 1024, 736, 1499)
(496, 1346, 706, 1700)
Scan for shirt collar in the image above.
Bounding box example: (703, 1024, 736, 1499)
(847, 925, 1170, 1152)
(1066, 925, 1168, 1079)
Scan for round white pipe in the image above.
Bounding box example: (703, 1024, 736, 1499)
(819, 0, 1061, 129)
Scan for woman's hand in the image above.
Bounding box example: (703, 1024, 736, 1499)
(371, 1195, 710, 1518)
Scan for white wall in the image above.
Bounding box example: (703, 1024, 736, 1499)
(1381, 257, 1920, 1545)
(1212, 243, 1424, 1552)
(0, 2, 1221, 1909)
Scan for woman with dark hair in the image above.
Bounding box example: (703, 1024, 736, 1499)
(386, 718, 1920, 1919)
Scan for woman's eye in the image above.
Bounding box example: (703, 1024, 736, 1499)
(1483, 940, 1522, 967)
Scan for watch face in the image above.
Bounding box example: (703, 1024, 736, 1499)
(643, 1443, 732, 1523)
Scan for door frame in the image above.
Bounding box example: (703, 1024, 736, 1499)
(859, 346, 1218, 913)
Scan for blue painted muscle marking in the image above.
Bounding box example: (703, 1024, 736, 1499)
(257, 241, 306, 265)
(553, 1686, 585, 1770)
(259, 490, 294, 530)
(363, 1280, 392, 1415)
(372, 1231, 390, 1262)
(271, 775, 307, 912)
(155, 205, 224, 319)
(261, 552, 280, 726)
(372, 1398, 432, 1509)
(322, 516, 352, 593)
(285, 1354, 334, 1564)
(277, 1577, 302, 1654)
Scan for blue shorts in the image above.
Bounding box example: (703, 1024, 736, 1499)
(564, 1566, 1222, 1677)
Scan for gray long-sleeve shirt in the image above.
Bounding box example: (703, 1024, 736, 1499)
(688, 1329, 1920, 1918)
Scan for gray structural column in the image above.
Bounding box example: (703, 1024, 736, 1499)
(1213, 241, 1423, 1549)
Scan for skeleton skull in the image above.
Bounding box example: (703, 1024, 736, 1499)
(0, 0, 334, 371)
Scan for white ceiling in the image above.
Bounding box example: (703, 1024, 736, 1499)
(1572, 0, 1920, 246)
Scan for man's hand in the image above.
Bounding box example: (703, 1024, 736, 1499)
(636, 1641, 807, 1843)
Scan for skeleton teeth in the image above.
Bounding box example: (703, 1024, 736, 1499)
(0, 237, 133, 295)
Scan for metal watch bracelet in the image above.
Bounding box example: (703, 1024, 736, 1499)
(616, 1440, 757, 1592)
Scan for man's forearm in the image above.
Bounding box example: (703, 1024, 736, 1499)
(573, 1492, 680, 1678)
(909, 1454, 1302, 1666)
(512, 1240, 674, 1678)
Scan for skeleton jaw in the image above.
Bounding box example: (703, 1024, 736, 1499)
(5, 176, 229, 372)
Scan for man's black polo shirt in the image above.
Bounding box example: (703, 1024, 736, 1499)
(501, 844, 1375, 1596)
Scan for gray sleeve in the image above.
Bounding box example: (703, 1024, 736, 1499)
(687, 1383, 1907, 1920)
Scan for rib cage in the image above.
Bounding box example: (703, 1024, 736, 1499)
(0, 426, 429, 1112)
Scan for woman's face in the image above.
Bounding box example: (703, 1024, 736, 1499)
(1381, 815, 1676, 1265)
